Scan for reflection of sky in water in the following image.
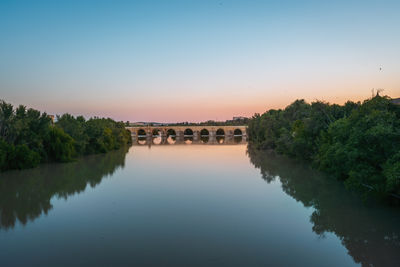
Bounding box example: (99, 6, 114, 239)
(167, 136, 176, 144)
(184, 137, 193, 144)
(152, 137, 162, 145)
(137, 138, 147, 145)
(0, 144, 397, 266)
(217, 136, 225, 144)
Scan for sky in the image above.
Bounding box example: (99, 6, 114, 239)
(0, 0, 399, 122)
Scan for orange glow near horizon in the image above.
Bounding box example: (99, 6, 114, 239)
(14, 86, 399, 123)
(1, 1, 400, 122)
(9, 68, 396, 123)
(30, 84, 397, 123)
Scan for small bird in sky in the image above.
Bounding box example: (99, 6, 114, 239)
(379, 67, 382, 71)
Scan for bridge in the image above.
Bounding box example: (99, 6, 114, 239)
(126, 125, 247, 144)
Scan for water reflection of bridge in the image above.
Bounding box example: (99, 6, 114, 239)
(127, 125, 247, 146)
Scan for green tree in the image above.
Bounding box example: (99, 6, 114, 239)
(317, 96, 400, 195)
(44, 127, 76, 162)
(248, 95, 399, 199)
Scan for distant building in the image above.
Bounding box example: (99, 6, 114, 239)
(233, 116, 247, 121)
(48, 115, 55, 123)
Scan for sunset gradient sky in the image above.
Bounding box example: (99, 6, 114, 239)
(1, 0, 399, 122)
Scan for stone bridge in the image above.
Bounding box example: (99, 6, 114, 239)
(126, 125, 247, 139)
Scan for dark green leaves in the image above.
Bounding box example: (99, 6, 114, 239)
(248, 95, 400, 198)
(0, 100, 132, 172)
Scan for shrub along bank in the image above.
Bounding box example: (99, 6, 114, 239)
(247, 95, 400, 199)
(0, 100, 132, 171)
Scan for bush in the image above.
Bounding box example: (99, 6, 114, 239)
(248, 95, 400, 198)
(44, 127, 76, 162)
(0, 99, 132, 171)
(0, 138, 11, 170)
(8, 144, 41, 169)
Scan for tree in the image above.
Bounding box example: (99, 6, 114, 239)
(0, 99, 132, 171)
(247, 95, 400, 199)
(44, 127, 75, 162)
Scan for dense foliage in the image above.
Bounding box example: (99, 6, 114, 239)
(248, 95, 400, 198)
(0, 100, 132, 171)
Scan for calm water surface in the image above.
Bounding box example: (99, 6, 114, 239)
(0, 140, 399, 266)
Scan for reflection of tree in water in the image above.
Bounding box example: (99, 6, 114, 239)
(247, 145, 400, 267)
(152, 136, 163, 145)
(0, 147, 128, 231)
(200, 136, 209, 144)
(233, 136, 242, 143)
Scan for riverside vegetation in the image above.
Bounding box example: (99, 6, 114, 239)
(0, 100, 132, 171)
(247, 95, 400, 200)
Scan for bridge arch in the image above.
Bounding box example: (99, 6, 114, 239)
(166, 129, 177, 144)
(130, 125, 247, 143)
(234, 129, 243, 136)
(200, 129, 209, 136)
(152, 128, 163, 136)
(167, 129, 176, 137)
(137, 129, 146, 136)
(184, 128, 193, 136)
(216, 128, 225, 136)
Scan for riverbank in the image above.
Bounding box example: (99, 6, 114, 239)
(0, 100, 132, 172)
(247, 95, 400, 201)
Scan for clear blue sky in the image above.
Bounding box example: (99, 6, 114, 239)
(1, 0, 399, 122)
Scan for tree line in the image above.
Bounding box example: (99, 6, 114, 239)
(170, 118, 249, 126)
(247, 95, 400, 199)
(0, 100, 132, 171)
(132, 118, 249, 127)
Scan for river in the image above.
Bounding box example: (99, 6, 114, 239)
(0, 137, 399, 266)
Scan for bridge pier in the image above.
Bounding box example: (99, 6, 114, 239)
(209, 130, 216, 137)
(176, 130, 184, 139)
(193, 131, 199, 141)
